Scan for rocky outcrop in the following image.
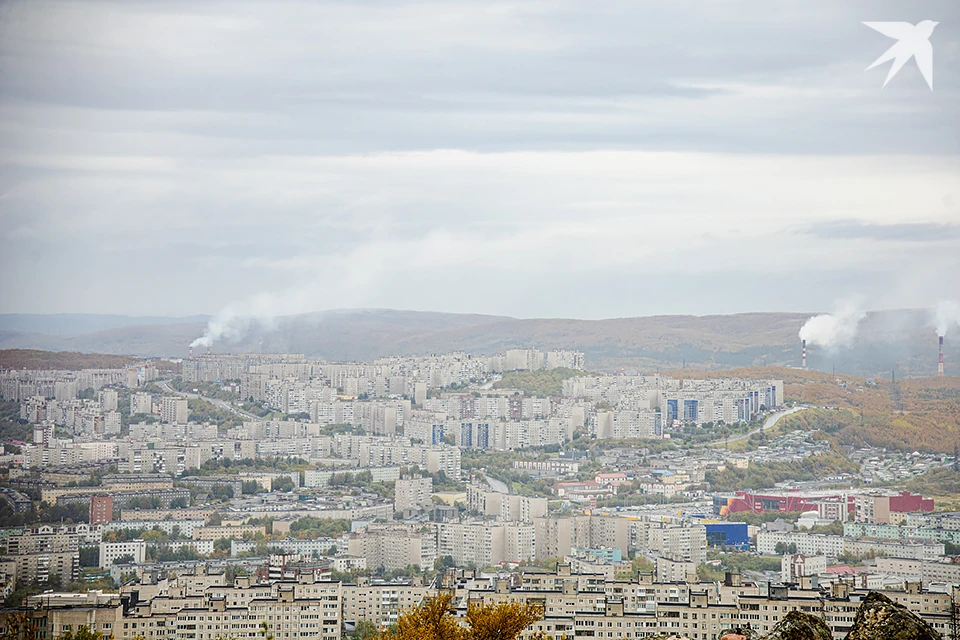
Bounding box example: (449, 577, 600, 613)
(761, 611, 832, 640)
(844, 592, 941, 640)
(720, 627, 758, 640)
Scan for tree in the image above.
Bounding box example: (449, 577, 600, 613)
(211, 485, 234, 501)
(56, 627, 104, 640)
(79, 546, 99, 567)
(377, 593, 543, 640)
(0, 611, 43, 640)
(350, 621, 378, 640)
(272, 476, 296, 492)
(112, 554, 135, 565)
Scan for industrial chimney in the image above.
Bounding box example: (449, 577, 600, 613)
(801, 339, 807, 370)
(938, 335, 944, 377)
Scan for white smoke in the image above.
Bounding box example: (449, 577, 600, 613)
(933, 300, 960, 337)
(190, 292, 288, 349)
(798, 299, 866, 349)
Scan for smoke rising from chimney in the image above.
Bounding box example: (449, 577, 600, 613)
(933, 300, 960, 337)
(798, 299, 866, 349)
(939, 335, 945, 377)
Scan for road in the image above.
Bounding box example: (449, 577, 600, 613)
(157, 379, 260, 421)
(722, 406, 807, 445)
(477, 375, 501, 391)
(484, 475, 510, 494)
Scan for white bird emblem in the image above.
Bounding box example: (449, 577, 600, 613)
(863, 21, 938, 90)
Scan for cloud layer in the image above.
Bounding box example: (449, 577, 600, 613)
(1, 0, 958, 319)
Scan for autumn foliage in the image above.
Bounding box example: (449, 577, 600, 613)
(378, 594, 544, 640)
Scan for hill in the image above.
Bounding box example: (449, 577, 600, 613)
(0, 349, 139, 371)
(0, 308, 953, 378)
(0, 313, 208, 335)
(677, 366, 960, 453)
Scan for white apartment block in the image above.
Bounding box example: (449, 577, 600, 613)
(160, 397, 189, 424)
(100, 540, 147, 569)
(130, 392, 154, 415)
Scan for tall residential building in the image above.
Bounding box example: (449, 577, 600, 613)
(130, 392, 153, 415)
(2, 526, 81, 586)
(395, 476, 433, 511)
(98, 389, 119, 412)
(160, 397, 189, 424)
(347, 529, 435, 571)
(89, 495, 114, 524)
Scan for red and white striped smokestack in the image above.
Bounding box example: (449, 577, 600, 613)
(939, 335, 944, 377)
(189, 346, 193, 358)
(801, 339, 807, 369)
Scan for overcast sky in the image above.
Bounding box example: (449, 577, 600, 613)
(1, 0, 958, 320)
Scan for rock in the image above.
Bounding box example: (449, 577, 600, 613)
(719, 627, 758, 640)
(761, 611, 832, 640)
(844, 591, 940, 640)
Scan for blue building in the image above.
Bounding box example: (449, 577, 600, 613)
(704, 522, 750, 549)
(666, 399, 679, 422)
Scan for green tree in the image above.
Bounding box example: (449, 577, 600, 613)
(272, 476, 296, 492)
(350, 621, 378, 640)
(56, 626, 104, 640)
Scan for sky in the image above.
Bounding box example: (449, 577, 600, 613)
(1, 0, 959, 320)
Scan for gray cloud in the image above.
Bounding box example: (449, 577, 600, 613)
(0, 0, 958, 319)
(802, 220, 960, 242)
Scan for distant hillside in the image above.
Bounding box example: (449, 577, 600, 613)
(0, 313, 208, 335)
(0, 349, 139, 371)
(681, 366, 960, 453)
(0, 308, 952, 378)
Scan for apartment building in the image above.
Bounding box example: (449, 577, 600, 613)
(757, 530, 944, 560)
(853, 491, 934, 524)
(452, 568, 954, 640)
(130, 392, 155, 415)
(465, 483, 548, 523)
(100, 540, 147, 569)
(2, 526, 81, 586)
(160, 397, 189, 425)
(347, 529, 435, 571)
(341, 577, 429, 628)
(6, 591, 124, 640)
(395, 476, 433, 511)
(434, 522, 535, 566)
(90, 496, 113, 524)
(874, 557, 960, 584)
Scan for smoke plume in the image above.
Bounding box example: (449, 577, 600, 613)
(190, 293, 287, 349)
(798, 299, 866, 349)
(933, 300, 960, 337)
